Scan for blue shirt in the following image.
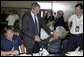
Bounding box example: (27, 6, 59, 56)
(1, 35, 22, 51)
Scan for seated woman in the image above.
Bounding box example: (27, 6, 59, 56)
(1, 26, 25, 56)
(40, 26, 67, 56)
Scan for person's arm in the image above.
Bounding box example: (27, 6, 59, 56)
(67, 15, 73, 31)
(68, 21, 72, 31)
(40, 18, 52, 35)
(19, 44, 25, 53)
(1, 51, 11, 56)
(34, 35, 41, 42)
(39, 36, 51, 48)
(1, 50, 19, 56)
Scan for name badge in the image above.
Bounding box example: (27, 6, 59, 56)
(75, 26, 80, 32)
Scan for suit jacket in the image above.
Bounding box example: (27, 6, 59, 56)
(22, 11, 51, 53)
(54, 16, 64, 29)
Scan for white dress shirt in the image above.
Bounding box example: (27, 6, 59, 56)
(31, 11, 39, 32)
(68, 14, 83, 34)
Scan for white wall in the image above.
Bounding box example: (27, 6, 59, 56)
(1, 1, 34, 8)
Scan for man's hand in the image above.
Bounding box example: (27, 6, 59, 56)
(34, 35, 41, 42)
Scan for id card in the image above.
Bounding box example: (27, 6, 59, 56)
(75, 26, 80, 32)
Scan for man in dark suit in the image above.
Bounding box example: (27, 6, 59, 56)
(22, 2, 51, 54)
(54, 10, 65, 30)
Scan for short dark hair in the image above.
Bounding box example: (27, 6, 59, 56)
(4, 26, 14, 33)
(31, 2, 40, 9)
(14, 19, 21, 28)
(75, 3, 83, 9)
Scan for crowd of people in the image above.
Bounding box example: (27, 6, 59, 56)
(1, 2, 83, 56)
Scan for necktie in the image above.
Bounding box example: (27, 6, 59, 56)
(34, 16, 39, 35)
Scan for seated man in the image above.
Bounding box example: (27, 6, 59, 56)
(40, 26, 67, 56)
(1, 26, 24, 56)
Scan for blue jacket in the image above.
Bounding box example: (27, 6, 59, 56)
(40, 36, 62, 54)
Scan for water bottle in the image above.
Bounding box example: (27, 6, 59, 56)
(39, 48, 43, 56)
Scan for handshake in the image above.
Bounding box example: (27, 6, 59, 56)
(34, 31, 53, 42)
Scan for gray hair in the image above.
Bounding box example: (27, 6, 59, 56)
(56, 26, 67, 38)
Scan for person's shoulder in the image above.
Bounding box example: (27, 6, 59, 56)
(23, 11, 31, 16)
(7, 15, 12, 18)
(22, 11, 31, 19)
(68, 14, 76, 21)
(1, 36, 4, 40)
(13, 35, 20, 39)
(70, 14, 76, 17)
(1, 35, 6, 41)
(14, 14, 19, 17)
(59, 16, 64, 20)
